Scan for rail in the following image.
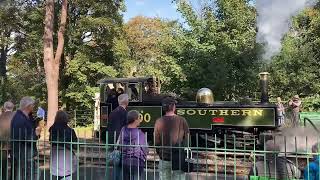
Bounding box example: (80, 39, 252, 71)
(303, 117, 320, 133)
(1, 128, 320, 179)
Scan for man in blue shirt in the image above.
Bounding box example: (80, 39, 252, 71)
(37, 107, 45, 120)
(10, 97, 41, 180)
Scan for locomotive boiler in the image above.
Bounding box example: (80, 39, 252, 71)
(97, 72, 277, 148)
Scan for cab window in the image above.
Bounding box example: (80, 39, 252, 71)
(104, 83, 125, 102)
(128, 82, 142, 102)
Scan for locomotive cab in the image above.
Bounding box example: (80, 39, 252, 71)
(97, 77, 161, 141)
(98, 77, 161, 105)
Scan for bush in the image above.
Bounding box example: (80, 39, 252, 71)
(301, 95, 320, 112)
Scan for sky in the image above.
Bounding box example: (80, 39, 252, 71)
(123, 0, 255, 22)
(123, 0, 184, 22)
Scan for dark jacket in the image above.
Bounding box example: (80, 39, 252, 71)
(107, 106, 127, 144)
(49, 122, 78, 151)
(119, 126, 149, 167)
(10, 110, 39, 159)
(304, 156, 320, 180)
(106, 94, 119, 110)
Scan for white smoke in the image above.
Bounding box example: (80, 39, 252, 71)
(274, 127, 319, 153)
(256, 0, 317, 60)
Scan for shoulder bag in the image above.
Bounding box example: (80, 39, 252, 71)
(108, 129, 122, 166)
(171, 116, 189, 172)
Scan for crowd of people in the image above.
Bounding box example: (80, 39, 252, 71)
(0, 95, 190, 180)
(106, 94, 190, 180)
(0, 93, 318, 180)
(0, 97, 78, 179)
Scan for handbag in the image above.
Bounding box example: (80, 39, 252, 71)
(171, 144, 187, 171)
(171, 116, 191, 172)
(108, 133, 122, 166)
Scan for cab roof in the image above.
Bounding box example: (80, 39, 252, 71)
(97, 77, 153, 84)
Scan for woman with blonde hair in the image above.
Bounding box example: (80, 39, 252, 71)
(49, 110, 78, 180)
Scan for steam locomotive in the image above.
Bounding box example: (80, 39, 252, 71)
(97, 72, 278, 148)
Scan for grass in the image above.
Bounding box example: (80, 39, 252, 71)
(74, 125, 95, 139)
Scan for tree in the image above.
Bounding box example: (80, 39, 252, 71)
(8, 1, 46, 104)
(114, 16, 185, 93)
(61, 0, 124, 110)
(3, 0, 124, 113)
(0, 0, 23, 103)
(43, 0, 67, 127)
(269, 5, 320, 104)
(174, 0, 260, 100)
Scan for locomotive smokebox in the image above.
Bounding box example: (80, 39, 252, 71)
(259, 72, 269, 104)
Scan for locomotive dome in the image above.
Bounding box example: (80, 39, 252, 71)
(196, 88, 214, 105)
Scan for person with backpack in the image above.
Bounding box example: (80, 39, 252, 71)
(118, 110, 149, 180)
(49, 111, 78, 180)
(304, 143, 320, 180)
(154, 97, 190, 180)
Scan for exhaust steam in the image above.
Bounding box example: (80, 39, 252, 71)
(256, 0, 317, 60)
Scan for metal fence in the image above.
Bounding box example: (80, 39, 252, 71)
(67, 110, 94, 128)
(1, 128, 320, 180)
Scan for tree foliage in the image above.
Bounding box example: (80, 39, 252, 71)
(1, 0, 124, 111)
(269, 4, 320, 110)
(1, 0, 320, 113)
(61, 0, 123, 110)
(113, 16, 185, 93)
(0, 0, 25, 102)
(174, 0, 261, 100)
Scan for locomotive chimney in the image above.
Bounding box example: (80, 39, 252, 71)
(259, 72, 269, 104)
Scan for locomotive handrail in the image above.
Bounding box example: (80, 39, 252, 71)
(303, 117, 320, 133)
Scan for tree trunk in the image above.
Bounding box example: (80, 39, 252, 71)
(43, 0, 68, 127)
(0, 47, 8, 102)
(0, 47, 7, 79)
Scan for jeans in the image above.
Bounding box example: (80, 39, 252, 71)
(113, 161, 122, 180)
(122, 165, 144, 180)
(159, 160, 186, 180)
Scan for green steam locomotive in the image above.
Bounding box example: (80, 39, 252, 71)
(97, 72, 277, 148)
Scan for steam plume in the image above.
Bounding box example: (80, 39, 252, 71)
(274, 127, 319, 153)
(256, 0, 316, 60)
